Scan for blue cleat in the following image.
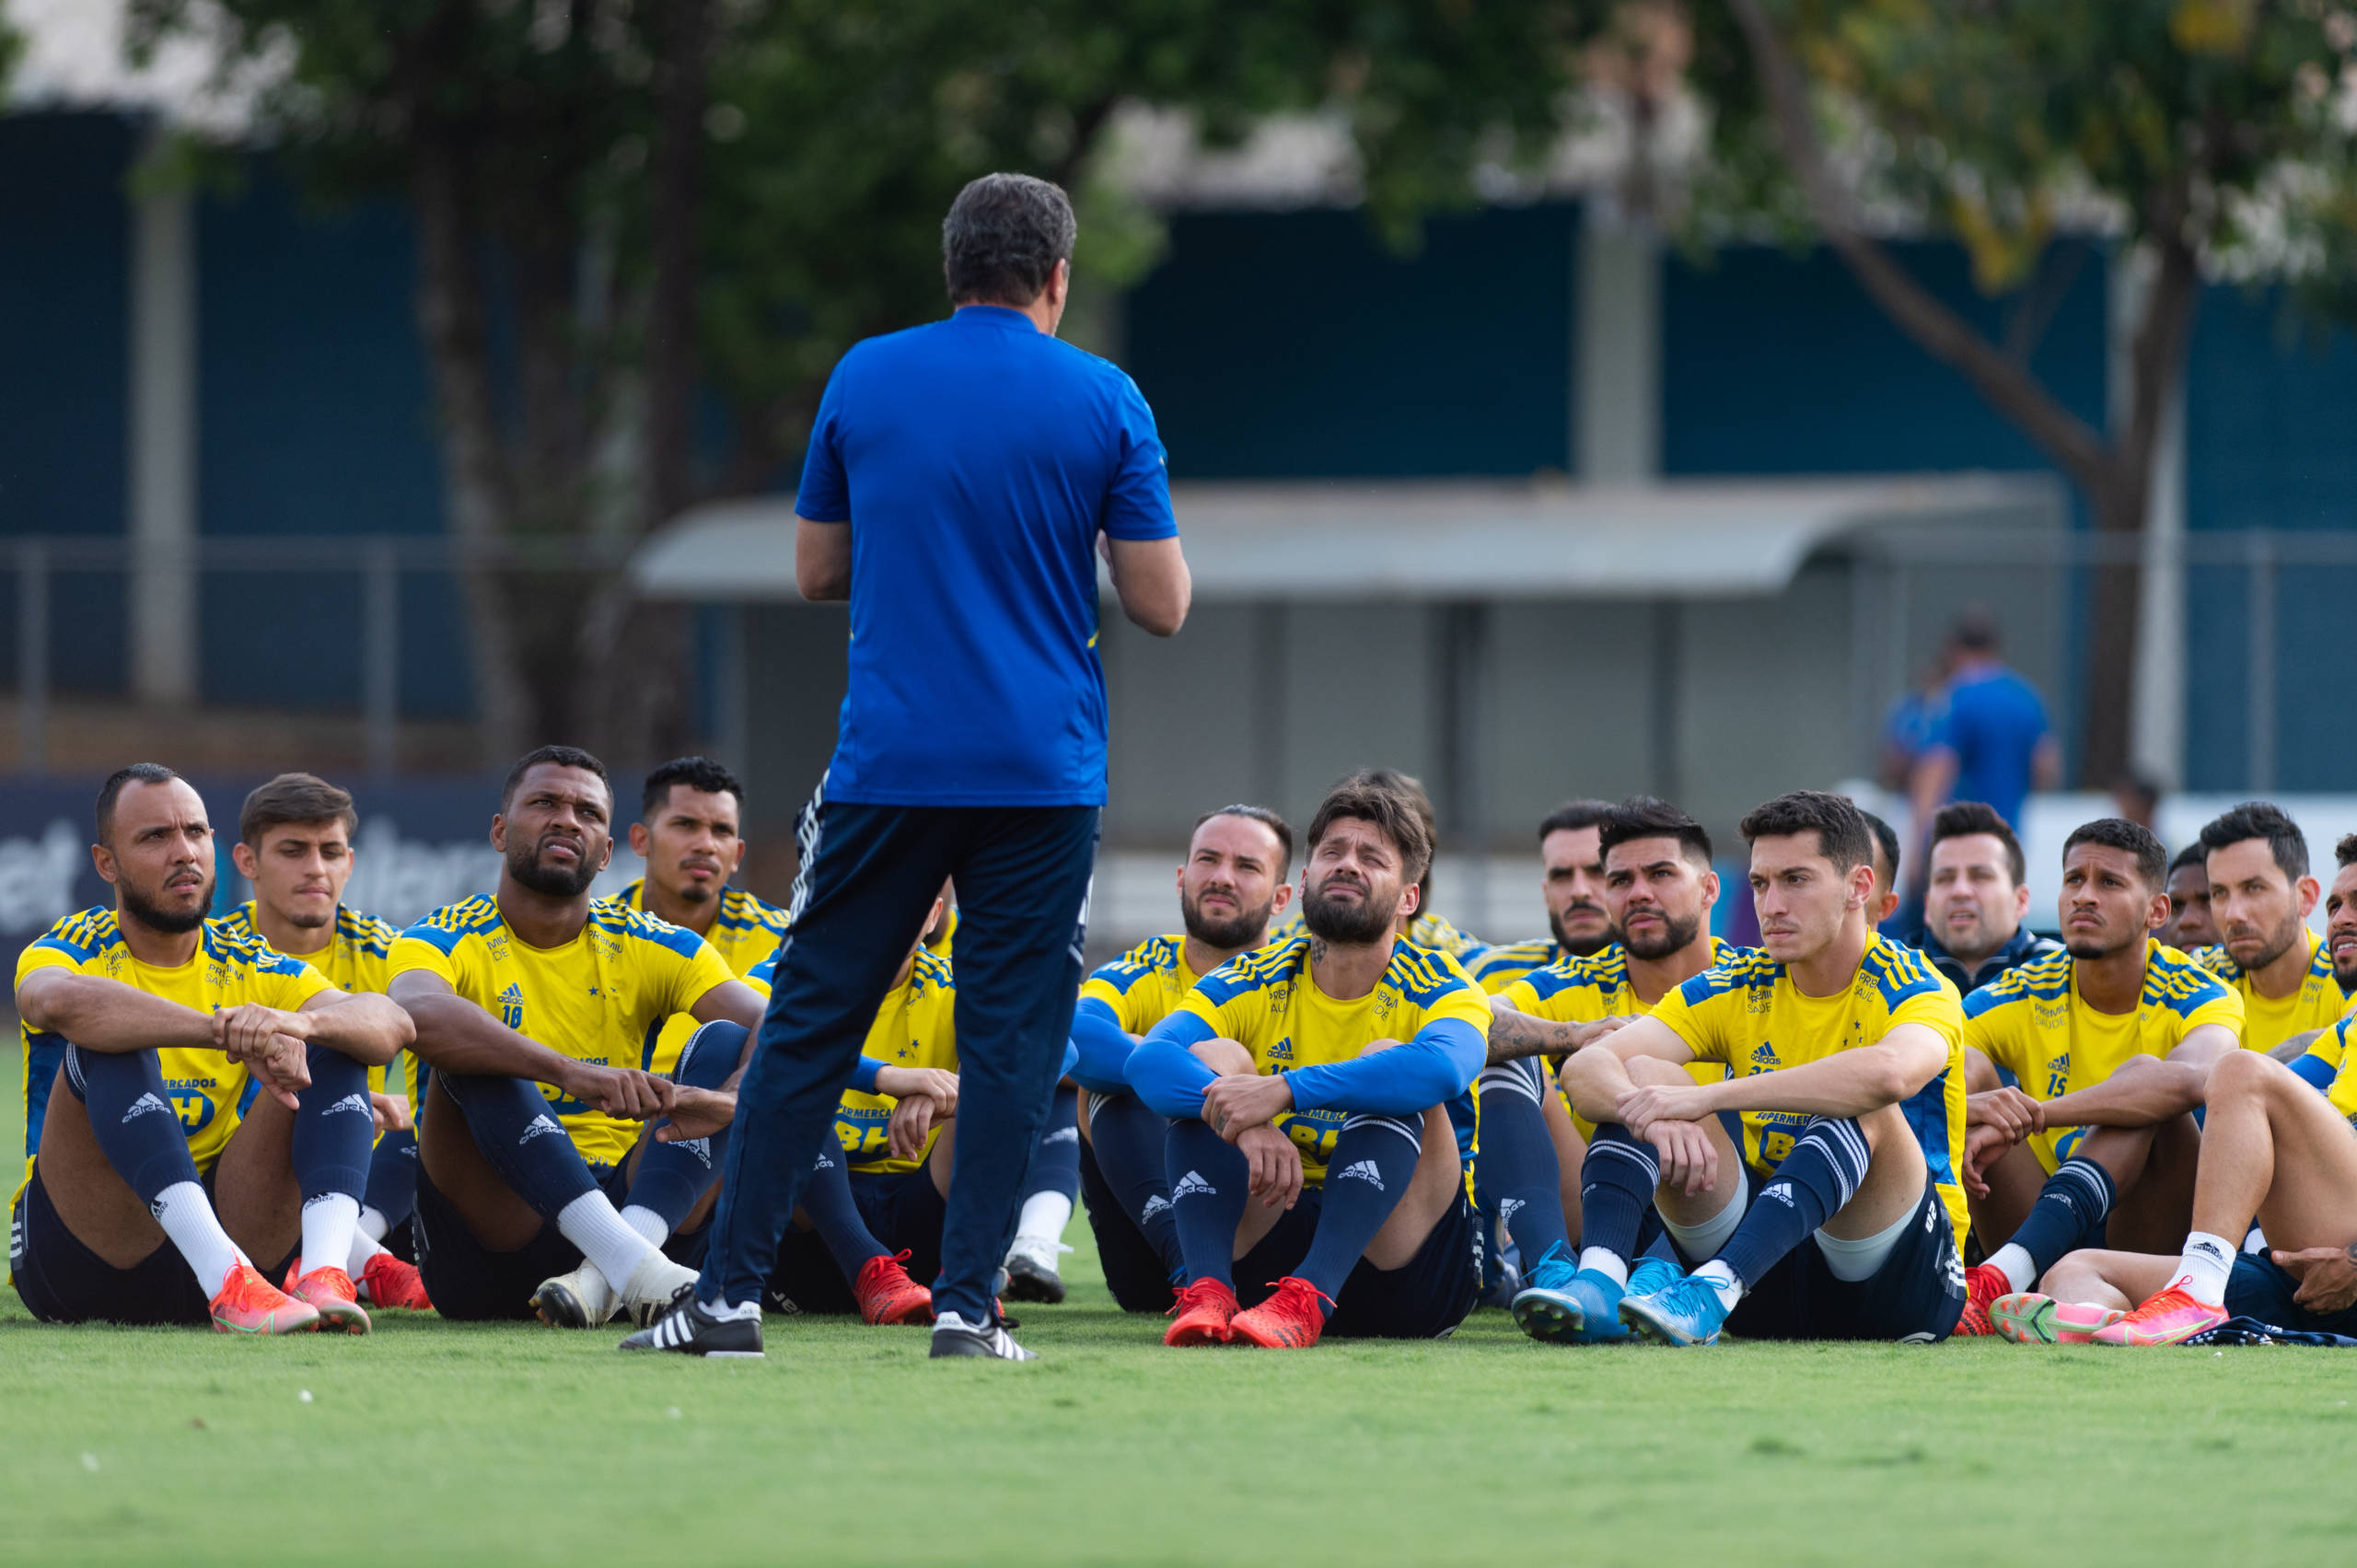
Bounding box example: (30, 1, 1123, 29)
(1618, 1272, 1733, 1346)
(1511, 1243, 1621, 1343)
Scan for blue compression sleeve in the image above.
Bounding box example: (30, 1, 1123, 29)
(848, 1055, 888, 1095)
(1125, 1012, 1219, 1119)
(1284, 1017, 1486, 1117)
(1069, 997, 1138, 1095)
(2290, 1052, 2338, 1094)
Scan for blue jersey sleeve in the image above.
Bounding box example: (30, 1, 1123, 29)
(2290, 1052, 2339, 1095)
(848, 1055, 886, 1095)
(1100, 374, 1178, 542)
(794, 360, 853, 522)
(1125, 1010, 1218, 1118)
(1069, 995, 1137, 1096)
(1284, 1017, 1486, 1117)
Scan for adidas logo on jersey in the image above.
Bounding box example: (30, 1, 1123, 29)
(1333, 1159, 1385, 1191)
(519, 1115, 566, 1144)
(1170, 1169, 1216, 1202)
(122, 1093, 172, 1124)
(2047, 1054, 2070, 1077)
(1751, 1043, 1781, 1068)
(1760, 1181, 1795, 1206)
(1139, 1194, 1171, 1222)
(1267, 1037, 1294, 1062)
(326, 1092, 372, 1119)
(1042, 1125, 1080, 1146)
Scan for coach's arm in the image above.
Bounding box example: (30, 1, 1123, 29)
(1106, 535, 1190, 636)
(795, 517, 851, 601)
(390, 970, 675, 1121)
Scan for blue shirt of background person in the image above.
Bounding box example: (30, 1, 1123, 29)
(1910, 610, 2060, 834)
(794, 302, 1178, 807)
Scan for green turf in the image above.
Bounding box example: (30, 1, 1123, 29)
(6, 1087, 2357, 1564)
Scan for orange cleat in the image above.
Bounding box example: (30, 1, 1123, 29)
(1163, 1278, 1240, 1346)
(1953, 1263, 2007, 1337)
(1228, 1276, 1334, 1349)
(289, 1265, 372, 1335)
(211, 1261, 321, 1335)
(361, 1251, 435, 1312)
(2091, 1284, 2228, 1346)
(855, 1250, 935, 1326)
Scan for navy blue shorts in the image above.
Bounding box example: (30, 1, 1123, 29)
(1721, 1176, 1967, 1342)
(414, 1158, 707, 1323)
(2224, 1251, 2357, 1336)
(10, 1161, 218, 1326)
(1079, 1134, 1178, 1314)
(764, 1166, 948, 1315)
(1236, 1186, 1482, 1340)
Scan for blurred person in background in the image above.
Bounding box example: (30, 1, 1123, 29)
(1907, 610, 2060, 897)
(2109, 771, 2163, 832)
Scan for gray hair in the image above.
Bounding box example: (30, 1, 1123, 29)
(943, 173, 1075, 307)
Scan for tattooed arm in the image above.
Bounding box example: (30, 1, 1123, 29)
(1483, 998, 1629, 1066)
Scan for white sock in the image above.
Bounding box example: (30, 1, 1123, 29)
(1576, 1247, 1630, 1289)
(346, 1227, 387, 1275)
(357, 1204, 391, 1243)
(619, 1204, 670, 1249)
(152, 1181, 250, 1297)
(1988, 1241, 2038, 1294)
(1013, 1191, 1073, 1249)
(299, 1193, 361, 1283)
(556, 1192, 655, 1289)
(708, 1297, 761, 1321)
(2244, 1225, 2270, 1254)
(1692, 1259, 1744, 1310)
(2172, 1231, 2236, 1307)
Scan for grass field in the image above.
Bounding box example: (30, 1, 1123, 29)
(6, 1091, 2357, 1564)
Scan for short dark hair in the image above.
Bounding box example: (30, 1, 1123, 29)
(1596, 796, 1712, 867)
(641, 756, 744, 822)
(500, 745, 610, 812)
(2339, 833, 2357, 871)
(943, 173, 1075, 307)
(1950, 605, 2000, 654)
(1738, 790, 1873, 872)
(1538, 799, 1613, 844)
(240, 772, 357, 847)
(1928, 799, 2026, 888)
(1862, 810, 1900, 889)
(96, 762, 181, 844)
(1193, 804, 1295, 876)
(1307, 771, 1434, 887)
(2199, 800, 2308, 883)
(2063, 817, 2168, 889)
(2168, 842, 2208, 877)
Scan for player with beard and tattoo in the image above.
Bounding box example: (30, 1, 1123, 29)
(1065, 807, 1295, 1311)
(2194, 805, 2352, 1075)
(1473, 797, 1739, 1342)
(11, 765, 414, 1332)
(1128, 774, 1492, 1347)
(389, 748, 769, 1328)
(1937, 819, 2242, 1340)
(1470, 801, 1617, 991)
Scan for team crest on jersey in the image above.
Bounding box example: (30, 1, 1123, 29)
(498, 982, 526, 1031)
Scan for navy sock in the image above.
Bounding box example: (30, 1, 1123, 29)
(364, 1128, 418, 1227)
(1295, 1113, 1423, 1305)
(796, 1138, 889, 1281)
(64, 1044, 201, 1203)
(623, 1021, 743, 1233)
(291, 1045, 375, 1202)
(1022, 1086, 1083, 1202)
(2009, 1156, 2118, 1279)
(1086, 1090, 1185, 1280)
(435, 1072, 598, 1218)
(1166, 1117, 1249, 1290)
(1717, 1115, 1871, 1288)
(1473, 1061, 1570, 1264)
(1577, 1122, 1661, 1268)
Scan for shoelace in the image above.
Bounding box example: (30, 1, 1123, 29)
(1264, 1278, 1338, 1315)
(1166, 1281, 1230, 1318)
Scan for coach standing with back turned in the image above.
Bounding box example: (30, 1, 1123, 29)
(625, 174, 1189, 1360)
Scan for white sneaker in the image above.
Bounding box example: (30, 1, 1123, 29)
(619, 1250, 702, 1329)
(531, 1261, 618, 1328)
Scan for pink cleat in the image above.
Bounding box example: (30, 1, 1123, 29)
(1991, 1292, 2126, 1344)
(2091, 1284, 2228, 1346)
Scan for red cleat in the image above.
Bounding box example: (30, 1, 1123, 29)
(213, 1261, 319, 1335)
(1228, 1276, 1334, 1349)
(1954, 1262, 2007, 1337)
(855, 1249, 935, 1325)
(361, 1251, 435, 1312)
(1163, 1278, 1241, 1346)
(289, 1265, 372, 1335)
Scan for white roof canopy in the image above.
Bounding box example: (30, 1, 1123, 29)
(632, 473, 2062, 603)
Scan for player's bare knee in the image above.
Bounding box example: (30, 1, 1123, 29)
(1189, 1037, 1255, 1077)
(2206, 1046, 2277, 1103)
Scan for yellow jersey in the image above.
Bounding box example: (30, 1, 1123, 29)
(1492, 938, 1740, 1138)
(1961, 940, 2243, 1174)
(1079, 933, 1222, 1036)
(1469, 938, 1569, 995)
(926, 904, 958, 960)
(390, 895, 737, 1167)
(17, 908, 331, 1178)
(216, 901, 402, 1100)
(621, 881, 791, 1074)
(748, 946, 957, 1175)
(2317, 1014, 2357, 1123)
(1167, 934, 1490, 1185)
(1648, 934, 1971, 1249)
(2198, 929, 2350, 1059)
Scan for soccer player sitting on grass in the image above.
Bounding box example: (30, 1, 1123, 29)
(1067, 804, 1295, 1313)
(389, 747, 767, 1328)
(1474, 796, 1729, 1343)
(2194, 803, 2347, 1060)
(11, 765, 414, 1334)
(2001, 1008, 2357, 1345)
(1126, 773, 1491, 1348)
(1948, 819, 2243, 1339)
(1559, 790, 1970, 1346)
(218, 771, 432, 1309)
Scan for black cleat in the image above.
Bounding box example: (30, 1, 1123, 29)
(930, 1310, 1036, 1361)
(619, 1295, 764, 1357)
(1000, 1249, 1067, 1305)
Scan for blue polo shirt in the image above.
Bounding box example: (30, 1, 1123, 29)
(1926, 662, 2050, 829)
(795, 306, 1178, 806)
